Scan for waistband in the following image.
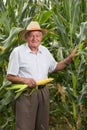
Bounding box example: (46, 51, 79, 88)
(22, 85, 46, 96)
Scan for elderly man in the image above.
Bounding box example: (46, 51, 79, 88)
(6, 21, 77, 130)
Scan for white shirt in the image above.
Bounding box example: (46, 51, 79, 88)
(7, 43, 57, 81)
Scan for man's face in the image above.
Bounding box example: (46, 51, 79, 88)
(25, 31, 43, 49)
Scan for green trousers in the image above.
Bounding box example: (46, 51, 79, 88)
(14, 87, 49, 130)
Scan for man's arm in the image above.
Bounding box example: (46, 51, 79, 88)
(6, 74, 36, 88)
(54, 47, 78, 72)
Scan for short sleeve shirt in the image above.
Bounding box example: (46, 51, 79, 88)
(7, 43, 57, 81)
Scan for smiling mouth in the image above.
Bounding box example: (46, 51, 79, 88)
(32, 41, 39, 44)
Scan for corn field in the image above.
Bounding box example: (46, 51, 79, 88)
(0, 0, 87, 130)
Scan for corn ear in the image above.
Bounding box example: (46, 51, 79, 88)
(7, 78, 54, 90)
(15, 84, 28, 92)
(6, 84, 28, 90)
(15, 78, 54, 92)
(6, 78, 54, 99)
(36, 78, 54, 86)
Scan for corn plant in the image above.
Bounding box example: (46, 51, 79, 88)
(49, 0, 87, 129)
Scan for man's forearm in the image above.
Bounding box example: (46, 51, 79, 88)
(55, 55, 72, 71)
(6, 74, 26, 84)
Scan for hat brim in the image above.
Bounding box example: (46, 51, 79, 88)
(19, 29, 48, 41)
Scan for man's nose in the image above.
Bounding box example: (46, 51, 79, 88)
(33, 36, 36, 39)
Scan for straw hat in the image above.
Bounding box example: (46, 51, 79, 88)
(19, 21, 48, 41)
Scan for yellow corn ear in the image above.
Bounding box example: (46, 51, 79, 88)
(36, 78, 54, 86)
(7, 78, 54, 92)
(15, 78, 54, 92)
(6, 78, 54, 99)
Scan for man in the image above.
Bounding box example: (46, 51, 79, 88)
(6, 21, 77, 130)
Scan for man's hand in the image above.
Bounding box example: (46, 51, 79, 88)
(69, 47, 78, 59)
(23, 78, 37, 88)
